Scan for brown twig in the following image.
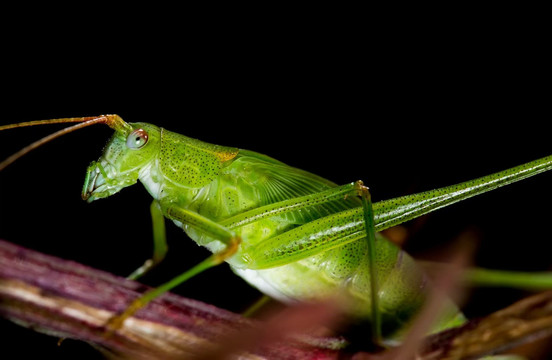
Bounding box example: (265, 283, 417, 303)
(1, 239, 552, 359)
(0, 239, 345, 359)
(419, 290, 552, 359)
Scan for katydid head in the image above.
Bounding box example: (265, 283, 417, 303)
(82, 122, 161, 202)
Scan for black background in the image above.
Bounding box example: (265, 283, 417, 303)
(1, 7, 551, 359)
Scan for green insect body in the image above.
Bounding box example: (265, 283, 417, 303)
(3, 115, 552, 344)
(83, 121, 443, 337)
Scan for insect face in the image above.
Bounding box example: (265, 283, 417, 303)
(82, 123, 161, 202)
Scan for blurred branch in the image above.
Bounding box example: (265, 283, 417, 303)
(419, 290, 552, 360)
(1, 239, 552, 359)
(0, 239, 344, 359)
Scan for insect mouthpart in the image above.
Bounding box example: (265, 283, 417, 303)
(82, 161, 108, 202)
(81, 160, 139, 202)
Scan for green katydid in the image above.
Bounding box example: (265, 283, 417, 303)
(1, 114, 551, 348)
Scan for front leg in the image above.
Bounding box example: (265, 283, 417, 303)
(127, 200, 168, 280)
(106, 200, 240, 333)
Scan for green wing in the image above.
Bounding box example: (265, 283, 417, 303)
(227, 149, 359, 224)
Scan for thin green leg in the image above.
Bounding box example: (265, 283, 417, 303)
(357, 182, 382, 345)
(241, 295, 272, 318)
(107, 251, 234, 332)
(128, 201, 168, 280)
(106, 201, 240, 333)
(465, 268, 552, 290)
(420, 261, 552, 290)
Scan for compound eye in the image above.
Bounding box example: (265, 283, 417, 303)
(126, 128, 149, 149)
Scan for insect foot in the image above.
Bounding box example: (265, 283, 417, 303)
(104, 296, 148, 338)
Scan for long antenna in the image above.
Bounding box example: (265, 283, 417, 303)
(0, 115, 131, 171)
(0, 117, 101, 131)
